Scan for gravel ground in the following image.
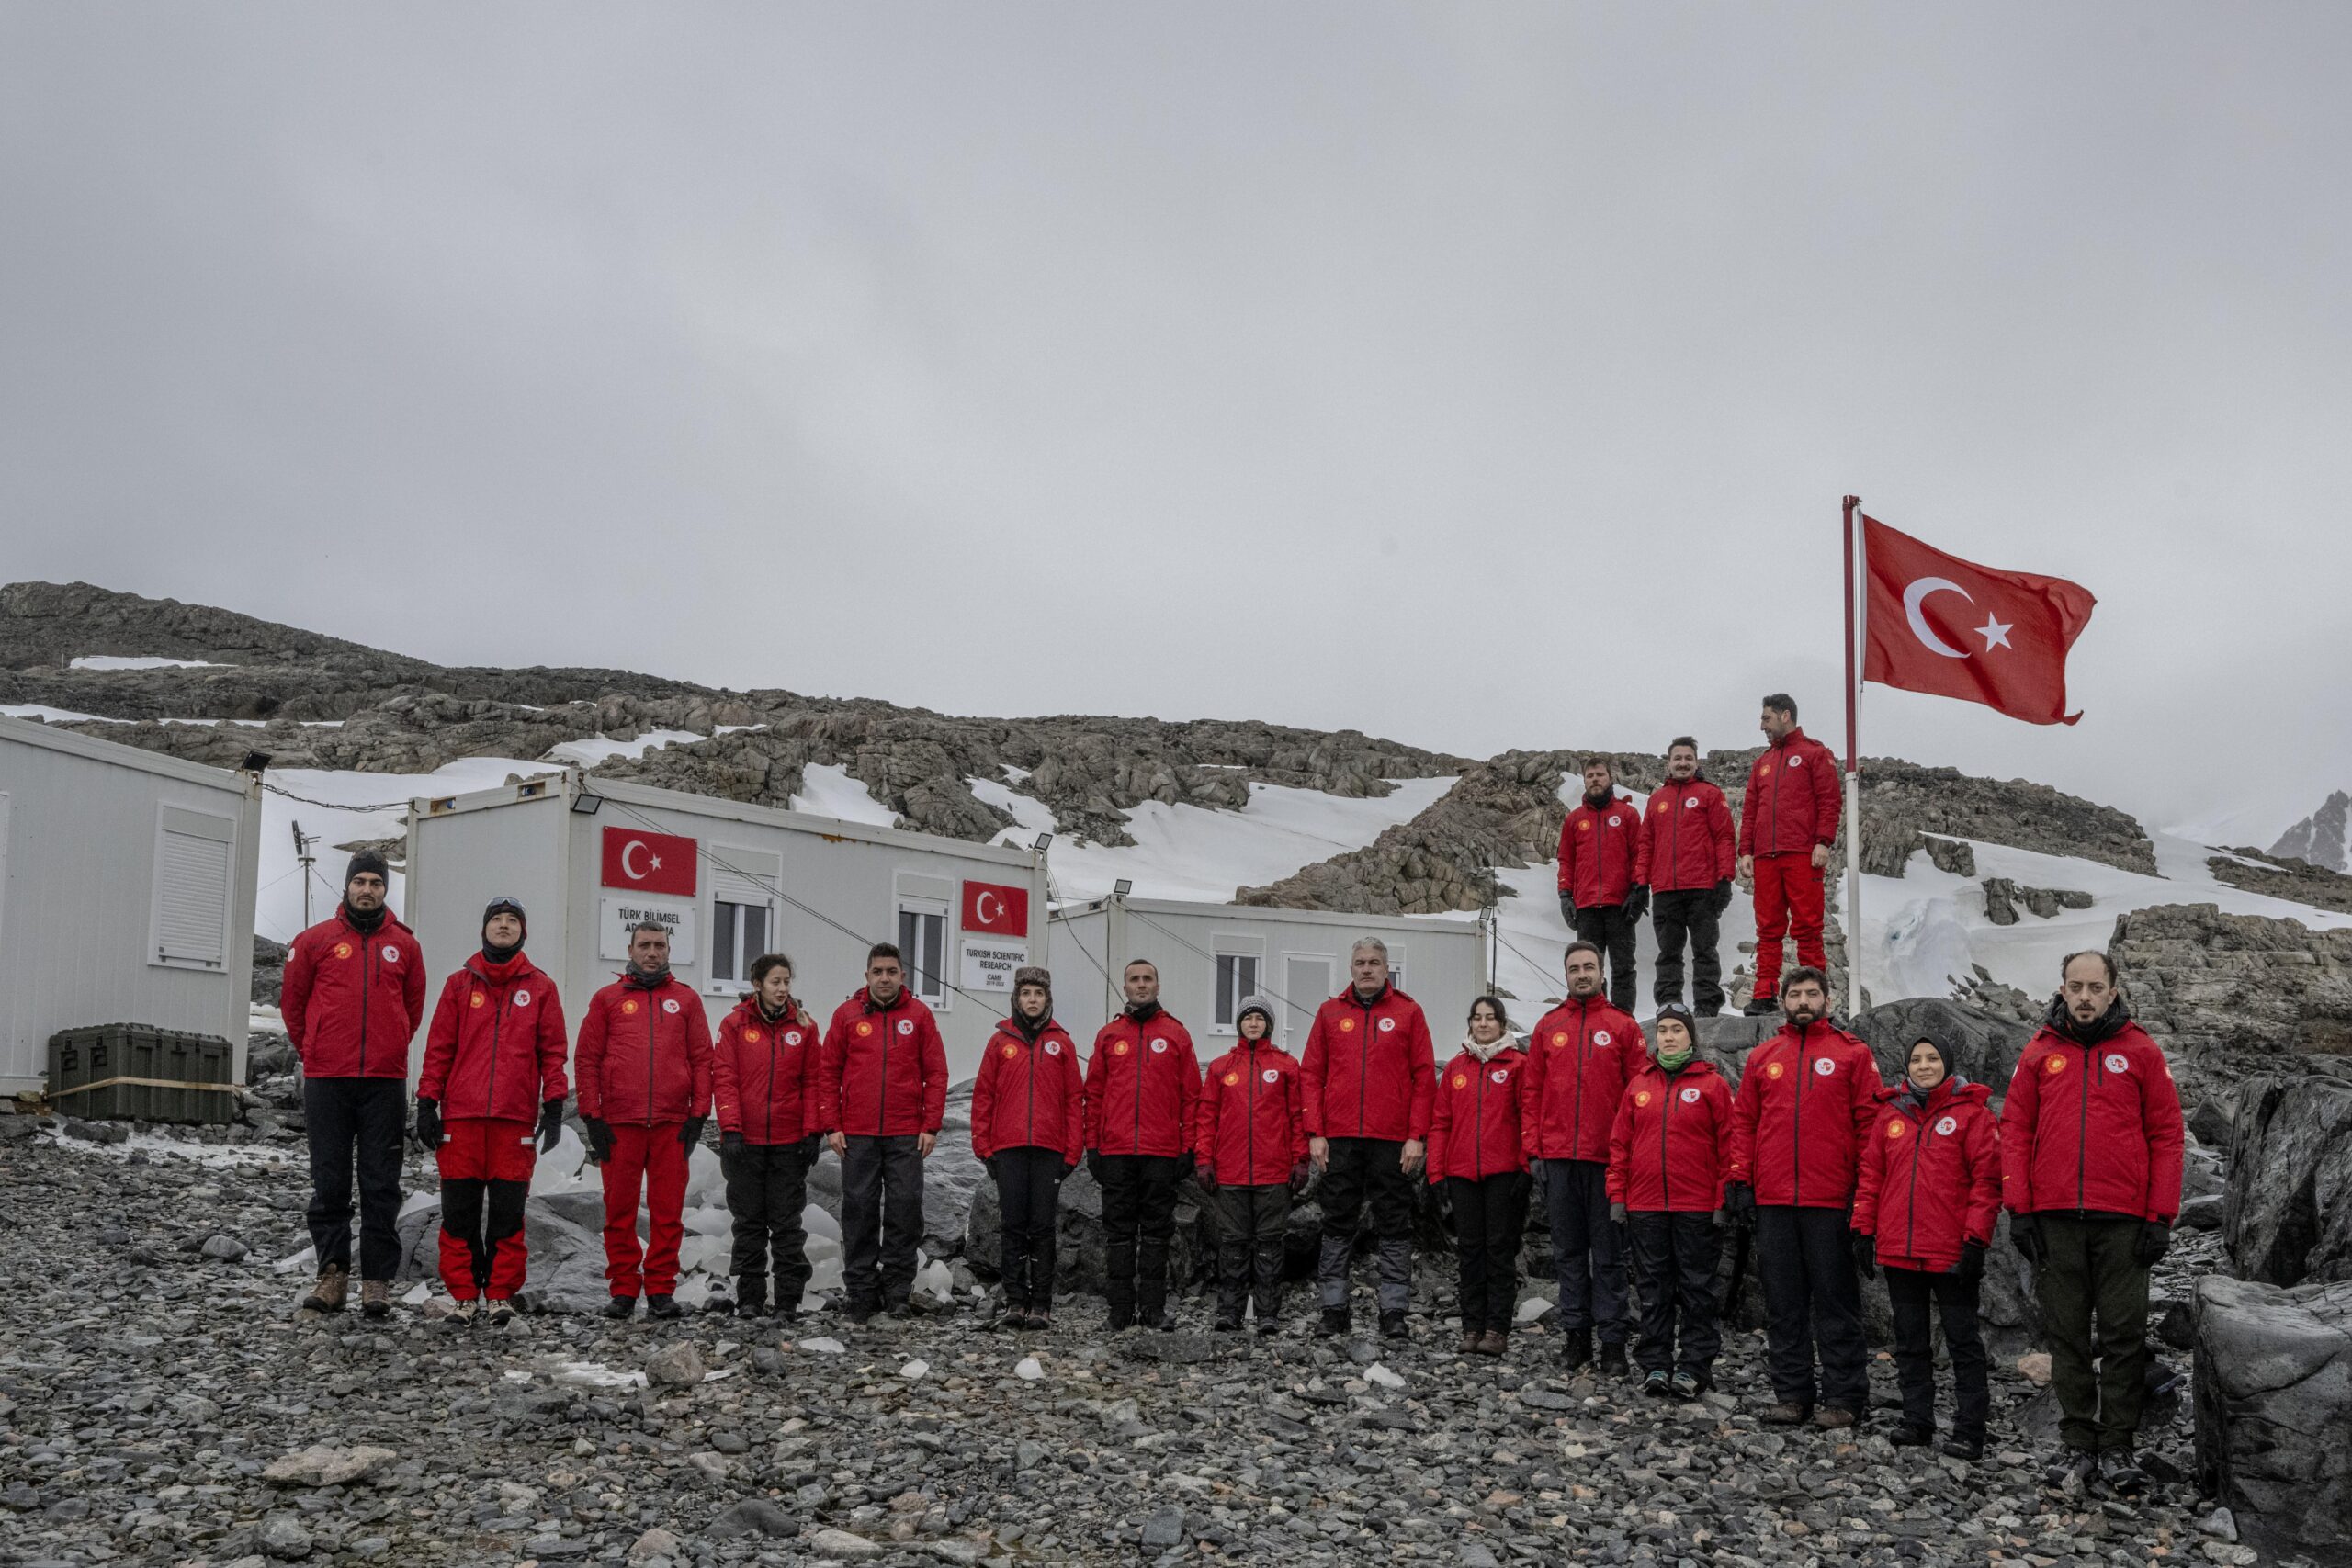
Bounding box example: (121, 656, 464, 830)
(0, 1127, 2231, 1568)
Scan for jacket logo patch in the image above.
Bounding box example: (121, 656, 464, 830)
(333, 942, 353, 960)
(1679, 1086, 1701, 1103)
(1789, 756, 1804, 767)
(1684, 797, 1699, 809)
(1338, 1019, 1357, 1032)
(1577, 819, 1592, 832)
(1657, 802, 1669, 814)
(1607, 815, 1621, 828)
(855, 1021, 874, 1037)
(746, 1029, 763, 1043)
(1593, 1030, 1612, 1046)
(1045, 1040, 1061, 1055)
(1813, 1057, 1836, 1077)
(1261, 1068, 1280, 1084)
(1934, 1115, 1958, 1135)
(1490, 1068, 1510, 1085)
(1453, 1074, 1469, 1089)
(1113, 1040, 1130, 1056)
(1550, 1032, 1568, 1048)
(1634, 1090, 1652, 1107)
(382, 944, 401, 962)
(897, 1020, 914, 1036)
(2044, 1053, 2065, 1073)
(2103, 1052, 2130, 1074)
(785, 1031, 802, 1046)
(662, 998, 681, 1014)
(469, 992, 485, 1010)
(1001, 1044, 1020, 1059)
(622, 1000, 640, 1016)
(1766, 1062, 1785, 1079)
(1377, 1018, 1395, 1032)
(1149, 1039, 1168, 1054)
(1224, 1071, 1241, 1086)
(514, 990, 530, 1007)
(1887, 1121, 1907, 1138)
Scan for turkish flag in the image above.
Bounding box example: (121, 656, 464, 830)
(961, 879, 1029, 936)
(1862, 515, 2097, 726)
(600, 826, 698, 897)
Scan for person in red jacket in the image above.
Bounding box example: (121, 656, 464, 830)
(818, 942, 949, 1322)
(1195, 997, 1308, 1334)
(414, 897, 568, 1325)
(1853, 1034, 2001, 1459)
(1428, 998, 1531, 1357)
(1724, 966, 1883, 1426)
(1556, 756, 1647, 1011)
(280, 850, 428, 1319)
(710, 953, 821, 1319)
(2000, 951, 2185, 1495)
(573, 921, 714, 1320)
(1083, 958, 1202, 1330)
(972, 967, 1084, 1330)
(1637, 739, 1739, 1016)
(1521, 942, 1646, 1373)
(1736, 694, 1840, 1014)
(1301, 937, 1436, 1340)
(1607, 1003, 1735, 1398)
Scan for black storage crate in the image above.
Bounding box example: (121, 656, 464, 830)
(48, 1023, 236, 1125)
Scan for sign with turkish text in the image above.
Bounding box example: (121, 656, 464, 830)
(959, 936, 1029, 994)
(601, 826, 698, 896)
(961, 879, 1029, 936)
(599, 896, 697, 964)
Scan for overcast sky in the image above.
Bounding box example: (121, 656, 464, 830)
(5, 4, 2346, 841)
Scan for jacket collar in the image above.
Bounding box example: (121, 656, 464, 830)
(2044, 992, 2131, 1046)
(466, 952, 536, 986)
(862, 987, 910, 1016)
(1770, 726, 1811, 751)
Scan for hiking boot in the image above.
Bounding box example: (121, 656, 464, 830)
(1741, 998, 1781, 1017)
(885, 1298, 917, 1320)
(1107, 1302, 1136, 1332)
(1562, 1327, 1594, 1371)
(1598, 1340, 1629, 1378)
(1476, 1330, 1508, 1357)
(1760, 1402, 1812, 1426)
(1144, 1308, 1174, 1333)
(300, 1266, 348, 1314)
(449, 1297, 480, 1325)
(360, 1280, 390, 1319)
(1379, 1309, 1408, 1340)
(2097, 1450, 2147, 1495)
(1812, 1406, 1858, 1430)
(1642, 1370, 1671, 1398)
(2044, 1448, 2097, 1492)
(1668, 1370, 1702, 1400)
(602, 1295, 638, 1320)
(1317, 1307, 1350, 1337)
(646, 1294, 684, 1320)
(845, 1302, 877, 1325)
(1213, 1313, 1243, 1333)
(1459, 1330, 1483, 1354)
(485, 1299, 515, 1327)
(1940, 1435, 1985, 1461)
(732, 1279, 767, 1318)
(1889, 1423, 1934, 1447)
(1254, 1317, 1282, 1337)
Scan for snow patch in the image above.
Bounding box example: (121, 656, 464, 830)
(540, 729, 705, 767)
(70, 655, 220, 671)
(2, 703, 116, 724)
(790, 763, 899, 828)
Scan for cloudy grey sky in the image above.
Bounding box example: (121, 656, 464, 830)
(6, 4, 2346, 840)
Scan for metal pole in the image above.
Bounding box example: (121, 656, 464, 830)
(1841, 496, 1865, 1012)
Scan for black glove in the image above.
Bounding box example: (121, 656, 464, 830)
(801, 1132, 823, 1160)
(413, 1097, 441, 1151)
(582, 1116, 614, 1163)
(678, 1116, 707, 1151)
(1623, 886, 1650, 923)
(2134, 1220, 2172, 1267)
(1175, 1151, 1197, 1182)
(2009, 1213, 2047, 1267)
(721, 1130, 746, 1158)
(1724, 1181, 1757, 1224)
(537, 1099, 564, 1154)
(1085, 1150, 1105, 1184)
(1850, 1230, 1877, 1280)
(1062, 1157, 1079, 1179)
(984, 1153, 1001, 1180)
(1955, 1241, 1986, 1281)
(1712, 878, 1736, 917)
(1197, 1165, 1218, 1194)
(1290, 1159, 1311, 1194)
(1558, 891, 1577, 925)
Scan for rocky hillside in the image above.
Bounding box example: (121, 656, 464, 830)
(2272, 788, 2350, 873)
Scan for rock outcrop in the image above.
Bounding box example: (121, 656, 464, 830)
(1979, 878, 2096, 926)
(2273, 789, 2352, 874)
(2193, 1275, 2352, 1561)
(2223, 1074, 2352, 1287)
(2207, 848, 2352, 916)
(2112, 903, 2352, 1058)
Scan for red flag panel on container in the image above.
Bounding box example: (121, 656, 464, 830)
(962, 879, 1029, 936)
(600, 826, 698, 897)
(1862, 515, 2096, 726)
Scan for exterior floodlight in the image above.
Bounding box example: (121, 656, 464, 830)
(1034, 832, 1053, 852)
(571, 792, 605, 816)
(1113, 879, 1133, 896)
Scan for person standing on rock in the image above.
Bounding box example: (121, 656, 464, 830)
(280, 849, 427, 1319)
(972, 967, 1085, 1331)
(1428, 997, 1532, 1357)
(1520, 942, 1645, 1374)
(1637, 739, 1738, 1017)
(1723, 966, 1883, 1427)
(574, 922, 714, 1322)
(1082, 959, 1202, 1331)
(1556, 756, 1647, 1012)
(1606, 1003, 1735, 1397)
(1301, 937, 1436, 1340)
(710, 953, 822, 1319)
(1736, 694, 1839, 1015)
(414, 897, 569, 1325)
(1196, 996, 1308, 1335)
(819, 942, 949, 1323)
(2000, 951, 2184, 1494)
(1852, 1034, 2000, 1459)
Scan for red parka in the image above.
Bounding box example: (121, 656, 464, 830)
(1521, 997, 1646, 1163)
(818, 987, 948, 1137)
(280, 908, 427, 1079)
(1725, 1018, 1883, 1205)
(1854, 1077, 2002, 1271)
(417, 953, 568, 1123)
(711, 997, 822, 1146)
(1299, 985, 1436, 1143)
(1635, 777, 1738, 893)
(1427, 1045, 1530, 1181)
(1557, 794, 1644, 908)
(1738, 727, 1840, 860)
(971, 1018, 1086, 1163)
(1196, 1039, 1306, 1187)
(2000, 1014, 2185, 1223)
(573, 973, 714, 1125)
(1607, 1058, 1736, 1213)
(1083, 1006, 1201, 1157)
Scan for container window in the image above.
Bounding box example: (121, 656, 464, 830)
(898, 900, 949, 1007)
(151, 804, 235, 971)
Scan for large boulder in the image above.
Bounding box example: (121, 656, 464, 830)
(2224, 1074, 2352, 1285)
(2193, 1275, 2352, 1561)
(1849, 997, 2034, 1094)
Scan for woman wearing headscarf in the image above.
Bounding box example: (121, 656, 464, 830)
(1428, 997, 1532, 1356)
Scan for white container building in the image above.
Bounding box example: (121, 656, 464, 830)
(0, 716, 264, 1091)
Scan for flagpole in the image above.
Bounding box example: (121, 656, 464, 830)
(1842, 495, 1864, 1013)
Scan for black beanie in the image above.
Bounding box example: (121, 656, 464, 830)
(482, 896, 527, 944)
(1654, 1002, 1697, 1037)
(345, 849, 390, 888)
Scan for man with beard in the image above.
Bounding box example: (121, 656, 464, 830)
(820, 943, 949, 1322)
(1636, 738, 1738, 1016)
(1556, 756, 1646, 1012)
(1083, 959, 1202, 1330)
(2001, 952, 2184, 1495)
(1736, 695, 1838, 1015)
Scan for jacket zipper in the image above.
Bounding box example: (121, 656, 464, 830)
(1024, 1032, 1037, 1150)
(876, 997, 892, 1134)
(1244, 1043, 1257, 1184)
(1471, 1059, 1485, 1175)
(1132, 1020, 1145, 1156)
(1903, 1100, 1923, 1258)
(2075, 1043, 2092, 1213)
(484, 976, 503, 1117)
(1790, 1021, 1808, 1204)
(766, 1015, 779, 1144)
(1664, 786, 1681, 892)
(1657, 1073, 1674, 1210)
(644, 987, 658, 1127)
(1570, 1001, 1591, 1154)
(1354, 994, 1374, 1138)
(356, 923, 373, 1076)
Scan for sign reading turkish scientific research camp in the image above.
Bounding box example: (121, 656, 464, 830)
(957, 878, 1030, 994)
(598, 897, 697, 964)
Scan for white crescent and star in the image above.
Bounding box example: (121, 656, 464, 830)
(619, 840, 663, 880)
(976, 891, 1001, 925)
(1902, 577, 2013, 659)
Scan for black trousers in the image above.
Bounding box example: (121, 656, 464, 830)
(1447, 1173, 1531, 1334)
(1650, 888, 1725, 1014)
(1754, 1205, 1869, 1410)
(1573, 904, 1640, 1012)
(2035, 1214, 2152, 1452)
(1626, 1210, 1724, 1374)
(723, 1138, 814, 1307)
(839, 1134, 924, 1309)
(992, 1147, 1067, 1310)
(1214, 1183, 1291, 1323)
(1885, 1265, 1989, 1440)
(439, 1177, 528, 1293)
(1316, 1137, 1414, 1314)
(1098, 1153, 1185, 1317)
(1544, 1157, 1630, 1341)
(303, 1077, 406, 1280)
